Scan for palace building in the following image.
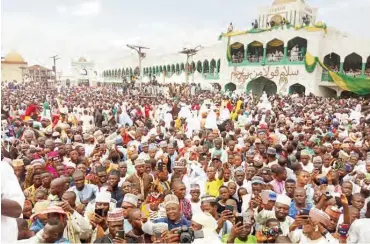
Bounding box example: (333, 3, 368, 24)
(102, 0, 370, 96)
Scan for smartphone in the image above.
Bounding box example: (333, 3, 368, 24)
(300, 208, 310, 216)
(225, 205, 234, 212)
(116, 230, 125, 239)
(235, 216, 243, 225)
(95, 208, 103, 217)
(158, 162, 163, 172)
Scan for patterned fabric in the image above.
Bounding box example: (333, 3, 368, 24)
(179, 198, 193, 220)
(288, 200, 313, 219)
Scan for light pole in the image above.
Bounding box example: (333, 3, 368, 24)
(50, 55, 60, 84)
(179, 45, 203, 83)
(126, 45, 149, 84)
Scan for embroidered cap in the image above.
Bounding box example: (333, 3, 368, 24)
(123, 193, 138, 207)
(107, 209, 124, 222)
(164, 194, 179, 207)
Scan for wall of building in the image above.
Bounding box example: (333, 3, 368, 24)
(1, 63, 27, 83)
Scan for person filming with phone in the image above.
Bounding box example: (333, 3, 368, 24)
(94, 209, 125, 243)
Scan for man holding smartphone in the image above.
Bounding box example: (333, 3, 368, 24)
(94, 209, 125, 243)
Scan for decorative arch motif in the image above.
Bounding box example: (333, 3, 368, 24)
(126, 68, 129, 75)
(122, 68, 126, 76)
(180, 63, 185, 72)
(217, 59, 221, 73)
(191, 62, 196, 73)
(167, 65, 171, 74)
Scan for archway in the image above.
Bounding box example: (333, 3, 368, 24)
(225, 82, 237, 92)
(343, 53, 362, 77)
(289, 83, 306, 94)
(323, 52, 341, 70)
(171, 64, 175, 75)
(287, 37, 307, 62)
(270, 14, 283, 27)
(203, 60, 210, 74)
(176, 63, 180, 74)
(230, 42, 245, 63)
(134, 67, 140, 76)
(366, 56, 370, 76)
(246, 77, 277, 96)
(266, 39, 284, 62)
(213, 83, 221, 91)
(191, 62, 196, 73)
(210, 59, 216, 74)
(196, 61, 202, 73)
(247, 41, 263, 63)
(167, 65, 171, 74)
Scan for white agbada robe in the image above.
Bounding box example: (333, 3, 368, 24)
(219, 108, 230, 122)
(164, 112, 173, 129)
(205, 110, 218, 130)
(185, 112, 201, 138)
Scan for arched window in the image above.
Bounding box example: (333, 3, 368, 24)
(210, 59, 216, 74)
(287, 37, 307, 62)
(156, 66, 159, 74)
(114, 69, 118, 77)
(129, 68, 133, 75)
(343, 53, 362, 76)
(247, 41, 263, 63)
(126, 68, 129, 75)
(118, 69, 121, 78)
(230, 42, 245, 63)
(366, 56, 370, 76)
(149, 67, 152, 74)
(266, 38, 284, 62)
(163, 65, 167, 73)
(217, 59, 221, 73)
(159, 66, 163, 73)
(203, 60, 209, 73)
(176, 63, 180, 74)
(180, 63, 185, 72)
(122, 68, 126, 76)
(196, 61, 202, 73)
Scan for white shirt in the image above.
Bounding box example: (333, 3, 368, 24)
(347, 218, 370, 244)
(301, 162, 314, 173)
(1, 161, 25, 243)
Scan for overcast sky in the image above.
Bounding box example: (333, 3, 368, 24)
(2, 0, 370, 73)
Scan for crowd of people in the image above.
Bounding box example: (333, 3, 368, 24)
(2, 80, 370, 244)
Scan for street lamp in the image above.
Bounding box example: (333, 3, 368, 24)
(179, 45, 203, 83)
(126, 44, 149, 84)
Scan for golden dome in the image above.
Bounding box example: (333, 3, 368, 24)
(273, 0, 303, 5)
(78, 57, 87, 62)
(4, 51, 26, 63)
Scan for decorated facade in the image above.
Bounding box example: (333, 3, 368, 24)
(60, 57, 100, 86)
(103, 0, 370, 96)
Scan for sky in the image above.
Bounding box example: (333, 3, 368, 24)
(2, 0, 370, 74)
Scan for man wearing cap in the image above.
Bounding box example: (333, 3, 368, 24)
(121, 193, 138, 233)
(241, 176, 264, 212)
(266, 147, 278, 168)
(254, 194, 294, 236)
(93, 209, 125, 243)
(300, 150, 314, 173)
(126, 159, 153, 198)
(143, 194, 190, 232)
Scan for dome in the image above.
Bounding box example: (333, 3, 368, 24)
(4, 51, 26, 63)
(78, 57, 87, 62)
(272, 0, 303, 5)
